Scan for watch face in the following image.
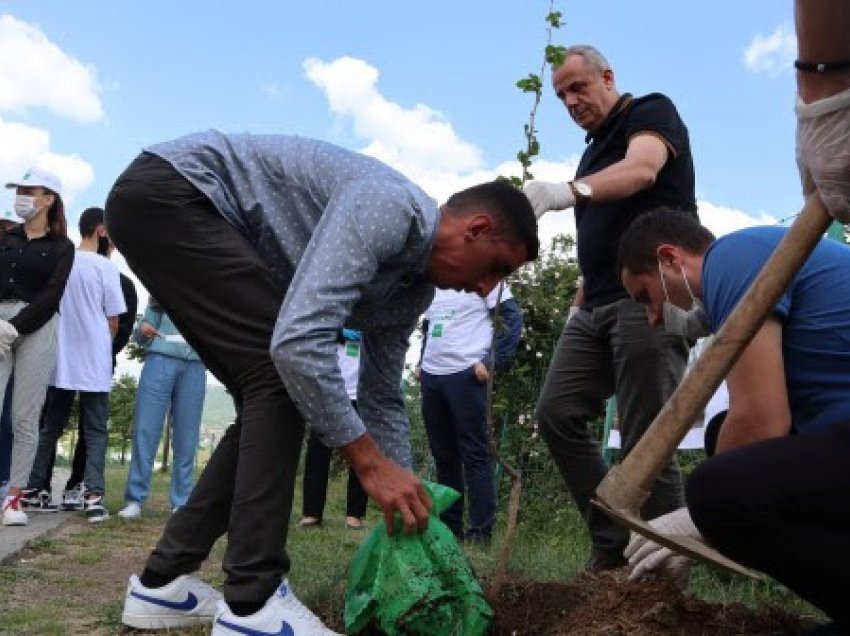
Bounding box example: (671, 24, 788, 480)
(575, 181, 592, 197)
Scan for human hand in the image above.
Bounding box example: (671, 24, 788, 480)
(473, 361, 490, 383)
(139, 323, 160, 339)
(624, 507, 698, 591)
(342, 435, 432, 536)
(0, 319, 19, 349)
(522, 181, 576, 220)
(796, 87, 850, 223)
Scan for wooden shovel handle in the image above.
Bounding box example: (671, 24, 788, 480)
(597, 189, 833, 511)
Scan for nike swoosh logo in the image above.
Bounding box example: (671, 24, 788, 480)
(215, 617, 295, 636)
(130, 590, 199, 611)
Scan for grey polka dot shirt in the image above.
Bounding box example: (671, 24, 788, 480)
(147, 130, 439, 467)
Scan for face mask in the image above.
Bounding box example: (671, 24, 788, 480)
(658, 261, 711, 340)
(14, 195, 39, 221)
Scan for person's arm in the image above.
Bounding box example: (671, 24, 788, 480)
(795, 0, 850, 102)
(131, 299, 163, 345)
(271, 180, 433, 533)
(415, 318, 429, 381)
(492, 297, 523, 372)
(9, 237, 74, 335)
(579, 134, 670, 202)
(113, 275, 138, 355)
(714, 318, 791, 453)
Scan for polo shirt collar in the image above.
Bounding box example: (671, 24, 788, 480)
(585, 93, 633, 144)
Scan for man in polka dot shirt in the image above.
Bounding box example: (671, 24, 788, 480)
(106, 130, 538, 633)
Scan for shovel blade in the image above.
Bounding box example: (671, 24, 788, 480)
(592, 498, 760, 579)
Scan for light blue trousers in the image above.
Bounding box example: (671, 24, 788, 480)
(123, 353, 206, 508)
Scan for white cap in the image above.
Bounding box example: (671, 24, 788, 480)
(5, 167, 63, 198)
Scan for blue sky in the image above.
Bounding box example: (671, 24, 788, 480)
(0, 1, 799, 374)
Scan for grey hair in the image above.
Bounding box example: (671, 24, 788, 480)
(562, 45, 610, 73)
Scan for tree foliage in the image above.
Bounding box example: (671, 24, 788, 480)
(109, 374, 137, 464)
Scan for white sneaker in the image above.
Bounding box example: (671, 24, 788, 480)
(61, 483, 85, 511)
(121, 574, 222, 629)
(118, 502, 142, 518)
(212, 579, 341, 635)
(2, 494, 28, 526)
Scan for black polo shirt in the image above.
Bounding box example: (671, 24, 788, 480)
(0, 224, 75, 334)
(575, 92, 697, 308)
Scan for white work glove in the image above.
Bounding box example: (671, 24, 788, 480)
(624, 507, 699, 591)
(522, 181, 576, 220)
(796, 87, 850, 224)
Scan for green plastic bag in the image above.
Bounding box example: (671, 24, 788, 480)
(345, 481, 493, 635)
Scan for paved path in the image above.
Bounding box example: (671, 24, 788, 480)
(0, 468, 80, 563)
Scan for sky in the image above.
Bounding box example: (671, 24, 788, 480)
(0, 1, 800, 378)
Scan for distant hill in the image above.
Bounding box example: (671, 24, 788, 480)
(202, 384, 236, 430)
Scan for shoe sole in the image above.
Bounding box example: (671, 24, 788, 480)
(122, 612, 214, 629)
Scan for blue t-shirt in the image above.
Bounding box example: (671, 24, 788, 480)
(702, 226, 850, 434)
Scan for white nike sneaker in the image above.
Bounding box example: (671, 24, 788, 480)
(121, 573, 222, 629)
(212, 579, 341, 635)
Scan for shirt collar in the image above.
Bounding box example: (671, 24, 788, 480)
(585, 93, 633, 144)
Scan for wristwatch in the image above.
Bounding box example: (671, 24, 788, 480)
(569, 180, 592, 203)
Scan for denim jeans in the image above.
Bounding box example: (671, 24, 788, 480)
(28, 388, 109, 495)
(421, 367, 495, 540)
(124, 353, 206, 509)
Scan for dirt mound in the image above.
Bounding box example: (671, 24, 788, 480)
(486, 570, 804, 635)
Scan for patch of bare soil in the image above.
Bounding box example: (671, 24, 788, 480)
(486, 570, 804, 636)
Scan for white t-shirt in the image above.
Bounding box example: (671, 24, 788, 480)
(421, 285, 513, 375)
(337, 340, 360, 401)
(51, 251, 126, 392)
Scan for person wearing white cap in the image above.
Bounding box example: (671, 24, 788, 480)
(0, 167, 74, 526)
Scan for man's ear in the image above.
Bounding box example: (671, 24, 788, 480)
(655, 244, 680, 268)
(463, 214, 495, 242)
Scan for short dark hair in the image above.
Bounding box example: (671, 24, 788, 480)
(79, 206, 105, 238)
(445, 180, 539, 262)
(617, 208, 715, 275)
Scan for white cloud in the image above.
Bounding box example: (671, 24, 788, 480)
(261, 81, 283, 99)
(0, 14, 104, 121)
(0, 116, 94, 217)
(743, 23, 796, 76)
(303, 56, 483, 196)
(697, 199, 777, 237)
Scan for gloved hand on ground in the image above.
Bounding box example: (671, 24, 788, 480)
(625, 506, 698, 591)
(522, 181, 576, 220)
(796, 87, 850, 223)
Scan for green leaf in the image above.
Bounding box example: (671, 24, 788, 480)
(545, 44, 567, 67)
(546, 11, 563, 27)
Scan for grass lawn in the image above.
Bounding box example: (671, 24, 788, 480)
(0, 464, 821, 634)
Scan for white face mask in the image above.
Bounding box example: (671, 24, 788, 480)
(14, 195, 39, 221)
(658, 261, 711, 340)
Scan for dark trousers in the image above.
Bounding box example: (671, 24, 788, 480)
(536, 299, 687, 557)
(687, 422, 850, 631)
(45, 407, 87, 492)
(28, 388, 110, 495)
(106, 152, 305, 604)
(302, 430, 368, 520)
(0, 380, 13, 484)
(421, 367, 495, 539)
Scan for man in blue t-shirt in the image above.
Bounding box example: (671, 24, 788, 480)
(615, 208, 850, 632)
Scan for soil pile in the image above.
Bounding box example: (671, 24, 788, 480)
(486, 570, 804, 635)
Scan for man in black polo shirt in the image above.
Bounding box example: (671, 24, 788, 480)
(523, 44, 696, 569)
